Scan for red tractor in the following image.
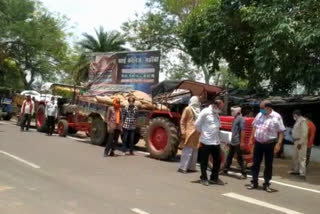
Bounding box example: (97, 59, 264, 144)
(144, 80, 255, 168)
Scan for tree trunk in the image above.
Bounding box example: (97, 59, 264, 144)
(201, 65, 211, 84)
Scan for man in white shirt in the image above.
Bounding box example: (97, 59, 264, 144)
(20, 95, 35, 131)
(195, 99, 224, 186)
(45, 97, 58, 136)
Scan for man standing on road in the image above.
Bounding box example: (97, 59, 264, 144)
(305, 114, 316, 167)
(122, 97, 138, 155)
(195, 99, 224, 186)
(20, 95, 34, 131)
(223, 106, 247, 179)
(289, 110, 309, 179)
(247, 100, 285, 192)
(104, 97, 122, 157)
(45, 97, 58, 136)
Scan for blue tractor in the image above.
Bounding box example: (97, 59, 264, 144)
(0, 88, 13, 121)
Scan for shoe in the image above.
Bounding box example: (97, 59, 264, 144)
(129, 151, 135, 156)
(187, 169, 198, 173)
(209, 178, 225, 185)
(239, 174, 247, 180)
(247, 184, 258, 190)
(263, 185, 273, 193)
(109, 151, 115, 157)
(289, 171, 299, 175)
(177, 169, 187, 174)
(297, 175, 306, 180)
(200, 179, 209, 186)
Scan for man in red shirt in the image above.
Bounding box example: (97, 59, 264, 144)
(306, 116, 316, 166)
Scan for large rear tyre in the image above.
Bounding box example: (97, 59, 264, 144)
(57, 119, 68, 137)
(36, 105, 48, 132)
(145, 117, 179, 160)
(90, 117, 107, 146)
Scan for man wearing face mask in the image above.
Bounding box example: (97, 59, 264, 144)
(247, 100, 285, 192)
(223, 106, 247, 179)
(122, 97, 138, 155)
(195, 98, 225, 186)
(289, 110, 309, 179)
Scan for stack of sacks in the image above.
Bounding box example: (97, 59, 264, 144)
(94, 90, 169, 111)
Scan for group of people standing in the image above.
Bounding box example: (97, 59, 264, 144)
(178, 97, 316, 192)
(20, 95, 59, 136)
(103, 97, 138, 157)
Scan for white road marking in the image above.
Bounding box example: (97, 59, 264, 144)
(226, 171, 320, 194)
(137, 151, 150, 155)
(66, 136, 90, 142)
(0, 186, 14, 192)
(223, 192, 303, 214)
(0, 151, 40, 169)
(131, 208, 150, 214)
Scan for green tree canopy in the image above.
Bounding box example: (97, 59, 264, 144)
(0, 0, 71, 89)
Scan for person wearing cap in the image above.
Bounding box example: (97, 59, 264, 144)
(20, 95, 35, 131)
(247, 100, 285, 192)
(104, 97, 122, 157)
(223, 106, 247, 179)
(289, 110, 309, 179)
(195, 99, 225, 186)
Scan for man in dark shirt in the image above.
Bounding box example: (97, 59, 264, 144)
(122, 97, 138, 155)
(223, 106, 247, 179)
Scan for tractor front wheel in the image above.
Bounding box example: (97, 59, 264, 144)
(145, 117, 179, 160)
(36, 105, 48, 133)
(57, 119, 68, 137)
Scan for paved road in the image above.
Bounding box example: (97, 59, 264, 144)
(0, 121, 319, 214)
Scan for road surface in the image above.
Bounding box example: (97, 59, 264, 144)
(0, 121, 319, 214)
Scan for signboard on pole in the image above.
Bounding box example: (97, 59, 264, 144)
(88, 50, 160, 95)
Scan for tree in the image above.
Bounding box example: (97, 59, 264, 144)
(0, 0, 71, 89)
(68, 26, 127, 85)
(78, 26, 127, 53)
(166, 53, 198, 81)
(122, 0, 219, 84)
(181, 0, 320, 94)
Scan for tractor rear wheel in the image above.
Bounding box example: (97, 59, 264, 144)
(36, 105, 48, 132)
(90, 117, 107, 146)
(57, 119, 68, 137)
(145, 117, 179, 160)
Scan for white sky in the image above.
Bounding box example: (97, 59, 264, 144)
(40, 0, 147, 42)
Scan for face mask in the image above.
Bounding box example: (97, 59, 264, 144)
(260, 109, 267, 115)
(231, 111, 237, 117)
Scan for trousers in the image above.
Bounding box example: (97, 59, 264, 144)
(292, 142, 307, 176)
(20, 114, 31, 131)
(200, 144, 221, 181)
(251, 141, 276, 187)
(179, 147, 198, 171)
(224, 144, 246, 175)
